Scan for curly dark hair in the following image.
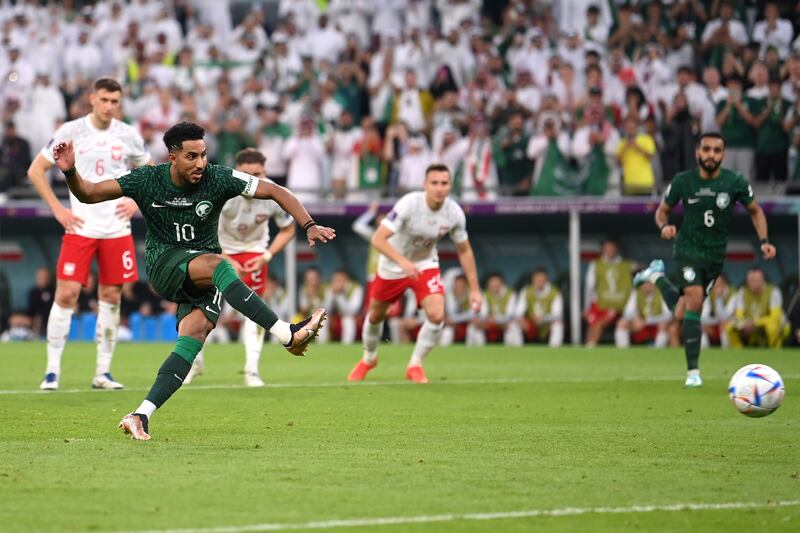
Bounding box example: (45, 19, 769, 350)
(163, 121, 205, 152)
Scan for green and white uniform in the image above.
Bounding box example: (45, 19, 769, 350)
(116, 163, 259, 324)
(664, 167, 754, 291)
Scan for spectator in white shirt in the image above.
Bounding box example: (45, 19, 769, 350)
(307, 14, 346, 65)
(329, 110, 362, 199)
(328, 0, 370, 48)
(63, 31, 102, 90)
(0, 46, 35, 99)
(230, 12, 269, 53)
(701, 1, 749, 54)
(703, 66, 728, 105)
(753, 2, 793, 60)
(584, 4, 610, 49)
(395, 68, 433, 134)
(283, 114, 326, 202)
(781, 53, 800, 102)
(278, 0, 319, 32)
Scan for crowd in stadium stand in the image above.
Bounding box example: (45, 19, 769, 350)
(2, 0, 800, 201)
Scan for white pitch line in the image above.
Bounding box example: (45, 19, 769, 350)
(119, 499, 800, 533)
(1, 374, 798, 396)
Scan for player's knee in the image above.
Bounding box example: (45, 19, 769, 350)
(205, 254, 225, 270)
(55, 286, 80, 307)
(426, 310, 445, 324)
(98, 285, 122, 305)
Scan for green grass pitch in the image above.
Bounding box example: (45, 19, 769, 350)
(0, 342, 798, 532)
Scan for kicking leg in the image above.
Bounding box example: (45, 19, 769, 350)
(191, 254, 325, 356)
(120, 308, 211, 440)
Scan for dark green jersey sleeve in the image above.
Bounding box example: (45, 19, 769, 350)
(664, 173, 683, 207)
(115, 166, 150, 204)
(733, 173, 755, 206)
(212, 165, 259, 199)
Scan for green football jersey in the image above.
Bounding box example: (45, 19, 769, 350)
(664, 167, 754, 265)
(116, 163, 258, 271)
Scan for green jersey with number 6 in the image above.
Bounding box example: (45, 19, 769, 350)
(664, 167, 754, 266)
(116, 163, 258, 272)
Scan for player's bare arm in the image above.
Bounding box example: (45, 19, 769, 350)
(243, 223, 296, 273)
(28, 152, 85, 232)
(655, 201, 676, 239)
(53, 141, 124, 204)
(252, 179, 335, 246)
(371, 224, 420, 279)
(746, 200, 776, 260)
(455, 239, 483, 312)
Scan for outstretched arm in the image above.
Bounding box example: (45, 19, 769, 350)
(746, 200, 776, 260)
(252, 179, 335, 246)
(455, 239, 482, 313)
(53, 142, 123, 203)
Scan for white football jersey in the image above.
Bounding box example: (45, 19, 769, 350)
(218, 182, 294, 254)
(42, 115, 150, 239)
(378, 191, 468, 279)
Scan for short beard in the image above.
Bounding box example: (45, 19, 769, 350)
(697, 156, 721, 173)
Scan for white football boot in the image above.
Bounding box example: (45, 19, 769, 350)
(91, 373, 124, 390)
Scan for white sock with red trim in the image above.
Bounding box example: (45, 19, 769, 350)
(95, 300, 120, 375)
(46, 303, 74, 375)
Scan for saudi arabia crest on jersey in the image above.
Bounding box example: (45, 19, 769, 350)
(716, 192, 730, 209)
(195, 200, 213, 218)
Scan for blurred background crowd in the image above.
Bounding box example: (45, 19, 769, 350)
(3, 0, 800, 202)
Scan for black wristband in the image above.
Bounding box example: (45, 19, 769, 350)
(658, 223, 666, 231)
(760, 238, 769, 245)
(302, 220, 316, 232)
(63, 167, 77, 178)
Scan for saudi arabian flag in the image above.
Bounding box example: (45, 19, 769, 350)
(532, 140, 610, 196)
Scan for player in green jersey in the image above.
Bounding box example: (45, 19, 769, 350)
(634, 132, 776, 387)
(52, 121, 336, 440)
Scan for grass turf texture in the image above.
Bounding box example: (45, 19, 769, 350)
(0, 342, 798, 532)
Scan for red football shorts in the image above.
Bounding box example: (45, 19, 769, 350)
(371, 268, 444, 305)
(631, 324, 659, 344)
(56, 234, 138, 286)
(228, 252, 269, 293)
(586, 302, 619, 326)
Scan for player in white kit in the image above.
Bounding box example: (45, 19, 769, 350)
(347, 163, 482, 383)
(185, 148, 296, 387)
(28, 78, 151, 391)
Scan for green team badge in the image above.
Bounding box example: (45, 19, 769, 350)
(716, 192, 730, 209)
(195, 200, 213, 218)
(683, 267, 696, 282)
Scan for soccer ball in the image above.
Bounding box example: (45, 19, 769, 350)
(728, 364, 785, 418)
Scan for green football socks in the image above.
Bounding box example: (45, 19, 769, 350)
(144, 336, 202, 408)
(683, 311, 702, 371)
(212, 260, 279, 330)
(655, 276, 681, 313)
